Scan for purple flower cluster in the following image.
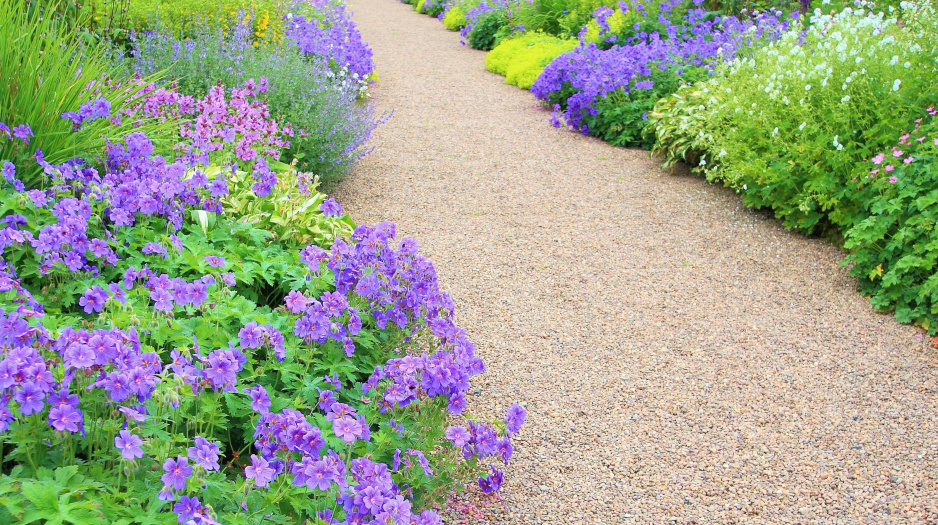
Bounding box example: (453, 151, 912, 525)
(1, 122, 34, 145)
(284, 1, 375, 79)
(61, 97, 112, 131)
(238, 321, 286, 361)
(0, 305, 170, 436)
(531, 3, 793, 133)
(141, 271, 213, 312)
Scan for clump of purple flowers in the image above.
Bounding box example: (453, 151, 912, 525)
(285, 0, 375, 79)
(531, 1, 794, 136)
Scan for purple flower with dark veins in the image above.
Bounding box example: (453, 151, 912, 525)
(320, 197, 343, 217)
(505, 403, 526, 434)
(245, 454, 276, 487)
(187, 436, 220, 471)
(161, 455, 191, 490)
(48, 405, 83, 433)
(79, 285, 109, 314)
(115, 429, 144, 459)
(204, 255, 226, 268)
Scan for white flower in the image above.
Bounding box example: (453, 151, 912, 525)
(893, 79, 901, 91)
(743, 184, 748, 190)
(841, 95, 851, 102)
(773, 127, 779, 136)
(890, 55, 899, 65)
(805, 84, 812, 91)
(904, 61, 911, 68)
(799, 122, 807, 130)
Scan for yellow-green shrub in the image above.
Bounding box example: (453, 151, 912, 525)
(99, 0, 287, 39)
(485, 32, 576, 90)
(415, 0, 427, 12)
(443, 5, 468, 29)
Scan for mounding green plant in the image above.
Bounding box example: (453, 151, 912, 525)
(647, 78, 722, 170)
(485, 32, 578, 90)
(443, 4, 469, 29)
(843, 109, 938, 329)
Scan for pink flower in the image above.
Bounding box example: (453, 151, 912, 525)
(872, 153, 885, 164)
(885, 165, 895, 172)
(870, 169, 880, 175)
(904, 156, 914, 164)
(889, 176, 898, 183)
(892, 148, 903, 158)
(918, 136, 926, 142)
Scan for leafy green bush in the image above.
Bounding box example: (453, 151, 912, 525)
(0, 73, 521, 525)
(843, 109, 938, 328)
(485, 32, 577, 89)
(694, 3, 938, 234)
(647, 78, 722, 170)
(467, 10, 509, 49)
(587, 67, 709, 148)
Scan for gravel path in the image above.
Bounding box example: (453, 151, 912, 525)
(335, 2, 938, 522)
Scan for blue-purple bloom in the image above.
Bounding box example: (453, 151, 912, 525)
(161, 455, 192, 491)
(187, 436, 220, 471)
(320, 197, 343, 217)
(79, 285, 109, 314)
(115, 429, 144, 460)
(244, 454, 276, 488)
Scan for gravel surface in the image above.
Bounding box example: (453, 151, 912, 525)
(335, 2, 938, 522)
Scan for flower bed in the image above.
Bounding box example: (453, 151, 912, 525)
(0, 0, 524, 523)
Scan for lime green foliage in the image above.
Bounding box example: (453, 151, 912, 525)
(443, 5, 469, 29)
(0, 0, 175, 189)
(486, 33, 577, 90)
(416, 0, 427, 12)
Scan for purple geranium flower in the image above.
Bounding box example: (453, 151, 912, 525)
(320, 197, 342, 217)
(245, 454, 276, 487)
(204, 255, 226, 268)
(48, 405, 83, 433)
(79, 285, 109, 314)
(13, 382, 45, 415)
(505, 403, 526, 434)
(478, 465, 504, 494)
(161, 455, 192, 490)
(173, 495, 202, 524)
(244, 384, 271, 415)
(332, 415, 363, 443)
(187, 436, 220, 471)
(115, 429, 144, 460)
(445, 425, 470, 447)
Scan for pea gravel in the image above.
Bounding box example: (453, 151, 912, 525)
(335, 1, 938, 522)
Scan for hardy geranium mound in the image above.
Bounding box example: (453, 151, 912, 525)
(0, 110, 523, 524)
